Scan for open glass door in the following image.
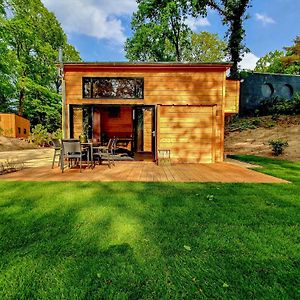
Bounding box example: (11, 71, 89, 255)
(133, 106, 156, 161)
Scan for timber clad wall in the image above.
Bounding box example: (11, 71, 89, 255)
(225, 80, 240, 113)
(157, 105, 216, 163)
(63, 63, 239, 163)
(0, 113, 30, 138)
(100, 107, 132, 139)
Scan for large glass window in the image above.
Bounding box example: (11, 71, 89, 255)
(83, 77, 144, 99)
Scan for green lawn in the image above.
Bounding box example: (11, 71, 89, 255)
(1, 156, 300, 299)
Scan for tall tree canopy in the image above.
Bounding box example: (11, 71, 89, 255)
(125, 0, 206, 62)
(254, 37, 300, 75)
(194, 0, 251, 79)
(0, 0, 81, 131)
(254, 50, 285, 73)
(182, 31, 228, 62)
(125, 0, 211, 62)
(126, 0, 251, 79)
(281, 36, 300, 75)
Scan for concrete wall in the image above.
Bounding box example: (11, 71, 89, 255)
(240, 72, 300, 115)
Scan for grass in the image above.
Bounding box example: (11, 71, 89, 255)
(0, 156, 300, 299)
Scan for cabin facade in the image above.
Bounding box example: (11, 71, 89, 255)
(0, 113, 30, 139)
(63, 63, 239, 163)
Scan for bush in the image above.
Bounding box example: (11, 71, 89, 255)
(29, 124, 49, 146)
(51, 128, 62, 140)
(268, 139, 289, 156)
(258, 93, 300, 116)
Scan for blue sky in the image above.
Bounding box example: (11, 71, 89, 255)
(42, 0, 300, 69)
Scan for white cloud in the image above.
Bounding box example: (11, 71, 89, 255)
(239, 52, 259, 70)
(41, 0, 137, 44)
(185, 16, 210, 31)
(255, 13, 276, 25)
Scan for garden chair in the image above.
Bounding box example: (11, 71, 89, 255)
(61, 139, 87, 173)
(51, 139, 61, 169)
(93, 138, 116, 168)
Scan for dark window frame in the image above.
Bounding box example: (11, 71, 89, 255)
(82, 77, 144, 100)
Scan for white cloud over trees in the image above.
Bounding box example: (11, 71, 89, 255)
(42, 0, 137, 44)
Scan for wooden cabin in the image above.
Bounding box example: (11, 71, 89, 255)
(63, 63, 239, 163)
(0, 113, 30, 139)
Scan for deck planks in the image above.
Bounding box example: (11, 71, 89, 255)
(0, 161, 288, 183)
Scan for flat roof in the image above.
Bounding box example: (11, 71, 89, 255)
(62, 61, 232, 67)
(61, 62, 233, 73)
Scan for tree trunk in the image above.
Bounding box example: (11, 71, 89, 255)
(18, 87, 25, 116)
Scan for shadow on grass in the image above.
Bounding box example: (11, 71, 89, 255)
(0, 179, 299, 299)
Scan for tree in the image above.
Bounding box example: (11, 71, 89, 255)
(1, 0, 81, 131)
(254, 50, 285, 73)
(281, 36, 300, 75)
(126, 0, 251, 78)
(182, 31, 228, 62)
(254, 37, 300, 75)
(194, 0, 251, 79)
(125, 0, 205, 62)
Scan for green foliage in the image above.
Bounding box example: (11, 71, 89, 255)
(268, 139, 289, 156)
(194, 0, 252, 79)
(226, 116, 277, 132)
(29, 124, 49, 146)
(254, 50, 285, 73)
(1, 158, 300, 298)
(256, 37, 300, 75)
(0, 0, 81, 130)
(51, 128, 62, 140)
(182, 31, 228, 62)
(257, 94, 300, 116)
(125, 0, 199, 62)
(281, 36, 300, 75)
(226, 116, 260, 131)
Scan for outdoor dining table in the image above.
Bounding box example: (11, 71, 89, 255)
(81, 142, 99, 168)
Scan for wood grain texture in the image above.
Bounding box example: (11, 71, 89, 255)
(0, 113, 30, 138)
(73, 108, 83, 139)
(65, 70, 225, 106)
(225, 79, 240, 113)
(157, 105, 219, 164)
(143, 108, 152, 152)
(100, 106, 133, 139)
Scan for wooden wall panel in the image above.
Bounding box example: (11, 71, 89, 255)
(0, 114, 30, 138)
(63, 65, 232, 163)
(225, 80, 240, 113)
(73, 107, 83, 139)
(15, 115, 30, 138)
(157, 105, 220, 163)
(100, 107, 133, 139)
(0, 114, 15, 137)
(65, 71, 225, 107)
(143, 108, 152, 152)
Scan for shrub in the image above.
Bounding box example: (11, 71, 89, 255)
(268, 139, 289, 156)
(0, 127, 3, 136)
(29, 124, 49, 146)
(258, 93, 300, 116)
(51, 128, 62, 140)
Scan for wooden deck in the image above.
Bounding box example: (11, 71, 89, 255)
(0, 161, 288, 183)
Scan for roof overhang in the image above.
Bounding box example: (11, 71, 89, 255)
(60, 62, 233, 73)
